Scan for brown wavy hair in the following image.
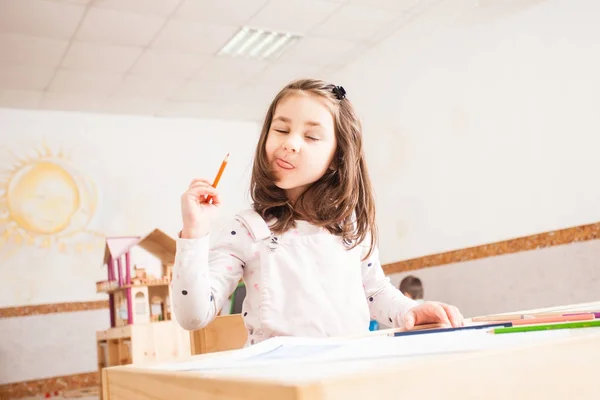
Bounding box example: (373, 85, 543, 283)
(250, 79, 377, 258)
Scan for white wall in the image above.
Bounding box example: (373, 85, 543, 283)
(0, 310, 109, 384)
(333, 0, 600, 264)
(0, 108, 259, 308)
(388, 239, 600, 318)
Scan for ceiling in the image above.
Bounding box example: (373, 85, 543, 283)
(0, 0, 429, 121)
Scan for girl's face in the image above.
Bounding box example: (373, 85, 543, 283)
(265, 92, 337, 202)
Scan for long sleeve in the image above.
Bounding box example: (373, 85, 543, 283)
(172, 218, 250, 330)
(361, 243, 418, 328)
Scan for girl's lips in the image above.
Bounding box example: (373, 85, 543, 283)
(276, 158, 295, 170)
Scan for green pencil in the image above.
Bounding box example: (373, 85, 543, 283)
(493, 319, 600, 334)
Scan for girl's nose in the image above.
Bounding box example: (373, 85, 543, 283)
(283, 136, 300, 153)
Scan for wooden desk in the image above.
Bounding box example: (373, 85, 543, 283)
(101, 301, 600, 400)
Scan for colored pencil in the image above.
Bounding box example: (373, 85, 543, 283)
(341, 323, 449, 340)
(206, 153, 229, 203)
(212, 152, 229, 188)
(493, 319, 600, 334)
(472, 311, 600, 322)
(508, 313, 595, 326)
(564, 312, 600, 318)
(393, 322, 512, 337)
(472, 314, 531, 322)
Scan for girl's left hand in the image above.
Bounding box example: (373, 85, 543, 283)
(403, 301, 464, 329)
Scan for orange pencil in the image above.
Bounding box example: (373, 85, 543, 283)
(212, 152, 229, 188)
(207, 153, 229, 203)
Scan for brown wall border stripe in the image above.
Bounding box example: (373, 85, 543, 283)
(383, 221, 600, 275)
(0, 300, 108, 318)
(0, 371, 99, 399)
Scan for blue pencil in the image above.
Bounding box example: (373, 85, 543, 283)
(393, 322, 512, 337)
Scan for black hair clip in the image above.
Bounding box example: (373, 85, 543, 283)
(332, 85, 346, 100)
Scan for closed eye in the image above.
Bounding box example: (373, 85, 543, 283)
(275, 129, 288, 134)
(306, 136, 319, 141)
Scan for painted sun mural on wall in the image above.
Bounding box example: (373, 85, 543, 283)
(0, 143, 104, 253)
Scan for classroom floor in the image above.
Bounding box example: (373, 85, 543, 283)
(11, 386, 100, 400)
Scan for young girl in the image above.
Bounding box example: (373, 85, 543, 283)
(173, 79, 463, 345)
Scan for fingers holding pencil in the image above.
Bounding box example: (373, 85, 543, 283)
(185, 183, 222, 206)
(180, 153, 230, 239)
(188, 151, 229, 203)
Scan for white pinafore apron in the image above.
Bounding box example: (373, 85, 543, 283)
(235, 209, 371, 345)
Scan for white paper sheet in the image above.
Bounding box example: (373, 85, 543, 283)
(146, 326, 600, 383)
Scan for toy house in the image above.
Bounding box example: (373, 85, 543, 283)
(97, 229, 176, 327)
(95, 228, 190, 397)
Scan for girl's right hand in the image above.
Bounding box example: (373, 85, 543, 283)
(180, 178, 222, 238)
